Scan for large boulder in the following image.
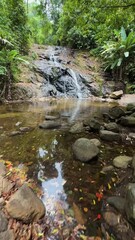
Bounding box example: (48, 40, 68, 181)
(72, 138, 99, 162)
(110, 90, 123, 99)
(120, 116, 135, 127)
(99, 130, 121, 142)
(6, 184, 45, 223)
(125, 183, 135, 224)
(109, 106, 125, 119)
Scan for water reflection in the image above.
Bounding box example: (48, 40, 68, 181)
(38, 147, 48, 158)
(41, 162, 68, 213)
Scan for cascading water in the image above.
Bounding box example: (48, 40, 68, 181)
(35, 46, 91, 98)
(69, 69, 82, 99)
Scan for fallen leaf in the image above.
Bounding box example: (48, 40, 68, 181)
(83, 208, 88, 213)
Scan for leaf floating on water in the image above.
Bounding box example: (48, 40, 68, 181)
(38, 177, 45, 182)
(96, 192, 103, 201)
(79, 197, 83, 201)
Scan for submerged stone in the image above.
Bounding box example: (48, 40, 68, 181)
(125, 183, 135, 224)
(104, 122, 119, 133)
(113, 155, 132, 169)
(69, 122, 84, 133)
(107, 196, 125, 213)
(39, 121, 61, 129)
(120, 116, 135, 127)
(99, 130, 121, 141)
(72, 138, 99, 162)
(109, 106, 125, 119)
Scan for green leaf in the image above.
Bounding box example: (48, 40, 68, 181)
(117, 58, 123, 67)
(124, 51, 129, 57)
(120, 27, 127, 41)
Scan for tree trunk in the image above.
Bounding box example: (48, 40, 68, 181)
(6, 63, 12, 100)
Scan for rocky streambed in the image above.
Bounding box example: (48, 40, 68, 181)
(0, 99, 135, 239)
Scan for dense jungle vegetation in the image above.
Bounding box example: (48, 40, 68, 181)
(0, 0, 135, 99)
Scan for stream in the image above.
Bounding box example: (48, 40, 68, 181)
(0, 99, 134, 239)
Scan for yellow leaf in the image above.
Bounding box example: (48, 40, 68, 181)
(38, 233, 43, 237)
(80, 234, 87, 240)
(93, 200, 96, 205)
(51, 229, 59, 234)
(83, 207, 88, 213)
(108, 183, 111, 189)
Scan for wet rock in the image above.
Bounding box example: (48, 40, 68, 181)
(89, 138, 101, 147)
(107, 196, 125, 213)
(45, 115, 60, 120)
(6, 184, 45, 223)
(84, 118, 102, 132)
(0, 162, 6, 176)
(132, 155, 135, 176)
(104, 122, 119, 133)
(69, 122, 84, 133)
(125, 183, 135, 224)
(129, 132, 135, 140)
(99, 130, 121, 142)
(126, 103, 135, 111)
(0, 198, 5, 209)
(103, 211, 120, 226)
(9, 131, 21, 136)
(15, 122, 22, 127)
(131, 112, 135, 117)
(102, 112, 114, 121)
(0, 211, 8, 232)
(113, 155, 132, 169)
(0, 176, 14, 196)
(19, 127, 32, 132)
(72, 138, 99, 162)
(0, 230, 14, 240)
(39, 121, 61, 129)
(120, 116, 135, 127)
(110, 90, 123, 99)
(101, 165, 114, 173)
(109, 106, 125, 119)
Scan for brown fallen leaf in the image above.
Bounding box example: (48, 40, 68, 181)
(73, 203, 86, 225)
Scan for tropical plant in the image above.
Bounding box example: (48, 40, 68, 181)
(101, 27, 135, 80)
(0, 48, 29, 100)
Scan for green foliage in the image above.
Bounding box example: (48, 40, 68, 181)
(101, 27, 135, 80)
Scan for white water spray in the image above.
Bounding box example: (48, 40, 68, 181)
(69, 69, 82, 99)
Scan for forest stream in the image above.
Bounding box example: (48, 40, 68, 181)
(0, 45, 135, 240)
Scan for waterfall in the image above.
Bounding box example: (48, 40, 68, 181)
(69, 69, 82, 98)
